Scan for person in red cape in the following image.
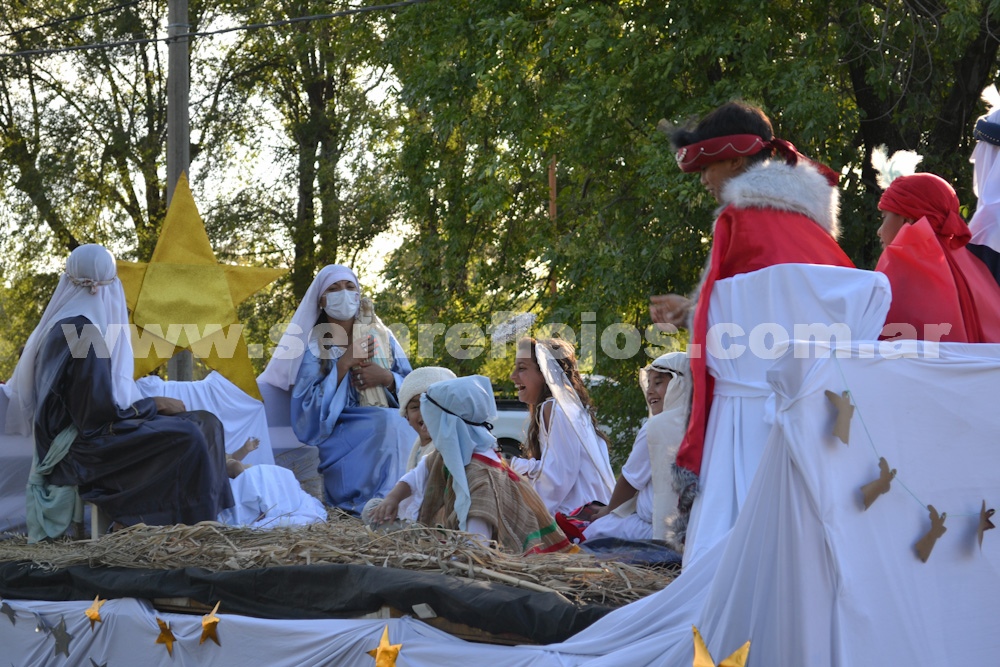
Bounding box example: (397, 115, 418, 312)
(876, 172, 1000, 343)
(649, 101, 853, 549)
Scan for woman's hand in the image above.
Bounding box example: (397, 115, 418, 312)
(350, 361, 393, 391)
(650, 293, 693, 331)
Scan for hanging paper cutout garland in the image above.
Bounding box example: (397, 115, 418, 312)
(51, 615, 73, 658)
(156, 617, 176, 656)
(979, 501, 995, 549)
(85, 596, 105, 631)
(914, 505, 947, 563)
(200, 601, 222, 646)
(824, 389, 854, 444)
(860, 457, 896, 510)
(692, 625, 750, 667)
(367, 625, 402, 667)
(829, 368, 995, 559)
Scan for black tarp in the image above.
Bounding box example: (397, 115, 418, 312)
(0, 561, 610, 644)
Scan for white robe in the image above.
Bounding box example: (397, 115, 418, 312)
(683, 264, 892, 566)
(510, 398, 613, 515)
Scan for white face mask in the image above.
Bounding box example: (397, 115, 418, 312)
(323, 290, 360, 320)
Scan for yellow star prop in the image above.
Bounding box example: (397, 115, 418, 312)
(367, 625, 401, 667)
(155, 617, 176, 656)
(117, 173, 286, 399)
(692, 625, 750, 667)
(200, 601, 221, 646)
(84, 595, 105, 631)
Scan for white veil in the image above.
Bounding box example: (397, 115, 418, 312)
(4, 244, 143, 435)
(535, 342, 616, 494)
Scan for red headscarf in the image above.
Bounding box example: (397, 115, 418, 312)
(878, 174, 970, 247)
(877, 173, 1000, 342)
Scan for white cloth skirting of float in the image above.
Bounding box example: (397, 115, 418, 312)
(4, 342, 1000, 664)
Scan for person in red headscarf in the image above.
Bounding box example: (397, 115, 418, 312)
(876, 172, 1000, 342)
(649, 100, 854, 552)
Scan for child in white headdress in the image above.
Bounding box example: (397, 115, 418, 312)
(507, 337, 615, 516)
(367, 375, 574, 555)
(584, 352, 692, 542)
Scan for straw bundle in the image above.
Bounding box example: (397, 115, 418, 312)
(0, 511, 676, 607)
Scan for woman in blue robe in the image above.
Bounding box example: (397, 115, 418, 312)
(259, 265, 415, 514)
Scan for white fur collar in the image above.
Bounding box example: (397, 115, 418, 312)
(719, 160, 840, 238)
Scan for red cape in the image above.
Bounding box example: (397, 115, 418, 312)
(675, 206, 854, 477)
(876, 218, 1000, 343)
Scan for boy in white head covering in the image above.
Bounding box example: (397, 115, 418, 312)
(368, 376, 575, 555)
(258, 264, 415, 514)
(4, 244, 233, 541)
(584, 352, 692, 543)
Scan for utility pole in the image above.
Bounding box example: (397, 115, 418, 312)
(165, 0, 193, 381)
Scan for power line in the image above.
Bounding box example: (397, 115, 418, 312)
(0, 0, 431, 59)
(0, 0, 142, 40)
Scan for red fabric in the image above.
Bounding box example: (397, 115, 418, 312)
(677, 135, 839, 186)
(877, 174, 1000, 343)
(675, 206, 854, 477)
(676, 135, 768, 172)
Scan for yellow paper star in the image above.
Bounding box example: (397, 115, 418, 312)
(84, 595, 105, 631)
(367, 625, 401, 667)
(155, 617, 176, 656)
(117, 173, 286, 399)
(692, 625, 750, 667)
(200, 601, 221, 646)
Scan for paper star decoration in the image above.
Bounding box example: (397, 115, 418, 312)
(367, 625, 402, 667)
(51, 616, 73, 658)
(200, 601, 221, 646)
(692, 625, 750, 667)
(824, 389, 854, 444)
(1, 600, 15, 625)
(979, 500, 995, 549)
(117, 173, 286, 399)
(155, 617, 176, 656)
(85, 595, 106, 631)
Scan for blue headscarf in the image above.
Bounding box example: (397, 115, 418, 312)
(420, 375, 498, 531)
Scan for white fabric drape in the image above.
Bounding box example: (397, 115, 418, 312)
(683, 264, 891, 566)
(137, 371, 275, 465)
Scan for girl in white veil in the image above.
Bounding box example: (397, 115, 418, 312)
(584, 351, 692, 543)
(508, 337, 615, 516)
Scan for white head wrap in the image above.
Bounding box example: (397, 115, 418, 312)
(420, 375, 497, 532)
(4, 244, 143, 435)
(643, 351, 692, 540)
(969, 85, 1000, 252)
(639, 351, 693, 419)
(397, 366, 457, 418)
(258, 264, 359, 390)
(534, 341, 616, 494)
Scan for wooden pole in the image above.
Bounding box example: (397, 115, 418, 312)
(165, 0, 193, 381)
